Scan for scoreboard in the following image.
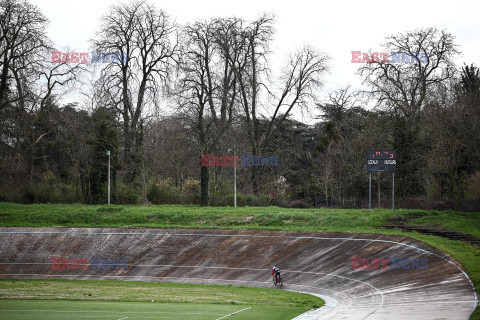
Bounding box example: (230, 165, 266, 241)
(367, 150, 396, 172)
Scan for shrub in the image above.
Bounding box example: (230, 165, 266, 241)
(20, 186, 35, 204)
(184, 179, 200, 197)
(225, 194, 243, 207)
(147, 184, 171, 204)
(467, 171, 480, 199)
(210, 180, 234, 198)
(115, 184, 139, 205)
(242, 194, 270, 207)
(286, 200, 313, 208)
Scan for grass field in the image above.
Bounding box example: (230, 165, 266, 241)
(0, 279, 323, 308)
(0, 202, 478, 318)
(0, 279, 322, 320)
(0, 299, 309, 320)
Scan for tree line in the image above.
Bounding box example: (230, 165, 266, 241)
(0, 0, 478, 209)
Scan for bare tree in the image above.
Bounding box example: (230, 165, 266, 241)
(21, 56, 83, 181)
(358, 27, 459, 121)
(357, 27, 460, 196)
(423, 65, 480, 199)
(176, 18, 240, 206)
(0, 0, 82, 184)
(226, 14, 330, 193)
(315, 87, 393, 204)
(92, 0, 178, 185)
(0, 0, 50, 109)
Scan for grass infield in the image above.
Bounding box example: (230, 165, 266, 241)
(0, 279, 322, 320)
(0, 279, 323, 308)
(0, 299, 310, 320)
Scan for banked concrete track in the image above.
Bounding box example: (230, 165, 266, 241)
(0, 227, 477, 319)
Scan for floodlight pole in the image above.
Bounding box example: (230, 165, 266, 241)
(107, 150, 111, 205)
(234, 144, 237, 207)
(228, 145, 237, 207)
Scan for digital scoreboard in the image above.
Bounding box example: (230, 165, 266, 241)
(367, 150, 396, 172)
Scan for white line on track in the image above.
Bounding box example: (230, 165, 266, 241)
(117, 317, 128, 320)
(289, 291, 338, 320)
(0, 230, 477, 316)
(214, 307, 251, 320)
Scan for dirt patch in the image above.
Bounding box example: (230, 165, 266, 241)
(244, 216, 255, 223)
(378, 224, 480, 246)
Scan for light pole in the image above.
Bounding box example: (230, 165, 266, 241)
(107, 150, 111, 205)
(228, 145, 237, 207)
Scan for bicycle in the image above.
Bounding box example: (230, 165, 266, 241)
(273, 274, 283, 286)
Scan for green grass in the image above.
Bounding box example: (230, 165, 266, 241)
(0, 279, 323, 308)
(400, 209, 480, 237)
(471, 305, 480, 320)
(2, 203, 478, 233)
(0, 203, 478, 235)
(0, 202, 478, 318)
(0, 299, 308, 320)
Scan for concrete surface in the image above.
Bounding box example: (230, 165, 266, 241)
(0, 227, 477, 319)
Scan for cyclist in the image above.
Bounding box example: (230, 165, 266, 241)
(272, 265, 281, 284)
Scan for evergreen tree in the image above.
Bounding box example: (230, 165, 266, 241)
(84, 108, 119, 203)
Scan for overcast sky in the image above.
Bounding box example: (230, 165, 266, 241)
(29, 0, 480, 122)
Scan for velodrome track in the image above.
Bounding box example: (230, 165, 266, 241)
(0, 227, 477, 319)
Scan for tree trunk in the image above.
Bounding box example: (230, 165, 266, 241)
(200, 164, 209, 206)
(25, 132, 35, 186)
(0, 55, 9, 108)
(251, 166, 259, 195)
(250, 145, 260, 195)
